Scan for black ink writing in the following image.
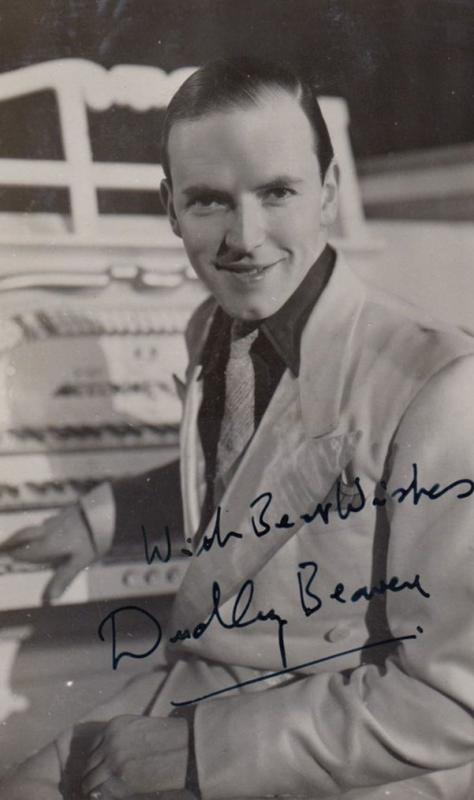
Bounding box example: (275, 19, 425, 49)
(141, 524, 171, 564)
(98, 605, 162, 670)
(297, 561, 322, 616)
(170, 579, 288, 668)
(391, 463, 474, 505)
(195, 506, 243, 556)
(171, 629, 423, 707)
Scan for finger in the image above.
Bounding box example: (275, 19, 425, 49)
(0, 527, 41, 552)
(82, 751, 105, 782)
(82, 763, 110, 795)
(1, 540, 54, 563)
(86, 777, 126, 799)
(83, 772, 128, 798)
(82, 747, 105, 778)
(0, 526, 68, 563)
(43, 556, 87, 603)
(88, 731, 105, 756)
(87, 789, 115, 800)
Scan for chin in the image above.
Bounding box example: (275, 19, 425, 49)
(226, 304, 270, 322)
(218, 286, 286, 321)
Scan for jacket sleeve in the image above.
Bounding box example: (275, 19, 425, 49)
(76, 458, 184, 557)
(193, 355, 474, 798)
(110, 458, 184, 552)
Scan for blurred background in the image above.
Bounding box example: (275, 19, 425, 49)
(0, 0, 473, 219)
(0, 0, 472, 777)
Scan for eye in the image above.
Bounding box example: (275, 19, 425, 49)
(187, 194, 228, 212)
(263, 186, 297, 203)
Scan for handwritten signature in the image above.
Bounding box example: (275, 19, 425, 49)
(97, 460, 464, 703)
(98, 566, 429, 676)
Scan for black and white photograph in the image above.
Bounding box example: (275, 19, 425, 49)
(0, 1, 473, 798)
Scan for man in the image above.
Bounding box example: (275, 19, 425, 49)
(2, 57, 474, 800)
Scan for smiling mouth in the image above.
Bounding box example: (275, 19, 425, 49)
(214, 260, 281, 279)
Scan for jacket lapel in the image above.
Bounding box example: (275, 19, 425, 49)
(298, 251, 367, 437)
(179, 364, 205, 539)
(179, 298, 217, 539)
(172, 254, 367, 630)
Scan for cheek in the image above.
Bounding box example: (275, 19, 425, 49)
(180, 217, 224, 259)
(295, 201, 322, 238)
(270, 202, 321, 250)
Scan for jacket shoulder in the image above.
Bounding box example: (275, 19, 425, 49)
(337, 271, 474, 449)
(360, 283, 474, 382)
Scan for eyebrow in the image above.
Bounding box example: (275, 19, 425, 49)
(181, 176, 304, 198)
(181, 184, 230, 199)
(256, 175, 304, 190)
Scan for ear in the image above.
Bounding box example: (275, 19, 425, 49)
(160, 179, 182, 238)
(320, 160, 339, 228)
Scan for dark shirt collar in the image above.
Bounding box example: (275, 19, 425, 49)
(200, 244, 335, 378)
(259, 243, 335, 375)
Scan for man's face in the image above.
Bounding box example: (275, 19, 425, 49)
(162, 89, 338, 321)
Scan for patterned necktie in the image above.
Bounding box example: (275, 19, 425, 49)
(215, 319, 259, 500)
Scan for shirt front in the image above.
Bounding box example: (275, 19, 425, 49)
(197, 244, 336, 532)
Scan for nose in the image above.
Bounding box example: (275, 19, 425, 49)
(223, 198, 265, 254)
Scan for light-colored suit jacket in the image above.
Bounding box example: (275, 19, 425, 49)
(154, 254, 474, 799)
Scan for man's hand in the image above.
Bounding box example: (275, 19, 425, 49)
(81, 715, 189, 799)
(0, 505, 98, 602)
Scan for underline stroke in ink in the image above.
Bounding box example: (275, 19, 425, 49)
(140, 462, 474, 565)
(170, 628, 424, 707)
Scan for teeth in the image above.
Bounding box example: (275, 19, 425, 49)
(220, 263, 272, 279)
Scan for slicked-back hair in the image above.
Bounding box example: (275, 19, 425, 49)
(161, 57, 334, 183)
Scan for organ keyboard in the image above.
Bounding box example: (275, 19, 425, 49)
(0, 295, 199, 606)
